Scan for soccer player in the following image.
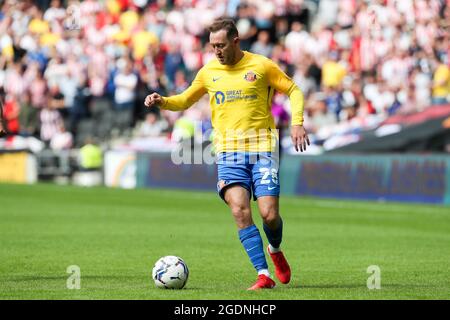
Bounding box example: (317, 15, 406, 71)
(145, 19, 309, 290)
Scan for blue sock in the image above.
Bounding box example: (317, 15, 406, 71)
(263, 218, 283, 249)
(238, 225, 268, 272)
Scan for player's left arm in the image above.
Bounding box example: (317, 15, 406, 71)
(265, 59, 310, 152)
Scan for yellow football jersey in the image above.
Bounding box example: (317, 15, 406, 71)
(160, 51, 304, 152)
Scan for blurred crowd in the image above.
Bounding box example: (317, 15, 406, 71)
(0, 0, 449, 153)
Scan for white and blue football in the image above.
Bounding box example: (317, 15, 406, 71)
(152, 256, 189, 289)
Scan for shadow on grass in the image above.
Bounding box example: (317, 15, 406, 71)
(287, 283, 439, 289)
(4, 275, 145, 282)
(289, 284, 364, 289)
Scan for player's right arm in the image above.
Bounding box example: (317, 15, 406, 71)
(144, 68, 207, 111)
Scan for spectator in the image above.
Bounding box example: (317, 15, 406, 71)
(308, 96, 337, 136)
(40, 103, 63, 144)
(69, 75, 91, 135)
(113, 58, 138, 135)
(0, 95, 6, 138)
(48, 84, 65, 110)
(29, 68, 47, 110)
(18, 91, 37, 137)
(235, 2, 258, 51)
(411, 65, 431, 109)
(322, 51, 347, 89)
(284, 21, 309, 65)
(431, 56, 450, 105)
(395, 86, 417, 115)
(250, 30, 273, 57)
(134, 111, 168, 138)
(50, 123, 73, 150)
(292, 57, 317, 98)
(173, 70, 188, 94)
(324, 86, 343, 121)
(43, 0, 65, 22)
(164, 43, 185, 89)
(3, 94, 20, 135)
(79, 137, 103, 170)
(131, 19, 158, 62)
(4, 62, 26, 98)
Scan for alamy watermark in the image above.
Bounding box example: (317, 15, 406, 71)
(366, 265, 381, 290)
(66, 265, 81, 289)
(170, 123, 281, 165)
(64, 4, 81, 30)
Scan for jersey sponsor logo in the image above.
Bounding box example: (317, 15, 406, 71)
(244, 71, 257, 82)
(214, 91, 226, 104)
(222, 89, 257, 103)
(212, 77, 222, 82)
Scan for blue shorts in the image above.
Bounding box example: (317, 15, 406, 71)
(216, 152, 280, 201)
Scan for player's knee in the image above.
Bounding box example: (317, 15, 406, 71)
(230, 203, 250, 218)
(229, 203, 252, 225)
(261, 207, 279, 227)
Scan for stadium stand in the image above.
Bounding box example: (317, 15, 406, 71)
(0, 0, 449, 178)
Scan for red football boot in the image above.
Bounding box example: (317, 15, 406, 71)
(247, 274, 276, 290)
(267, 246, 291, 284)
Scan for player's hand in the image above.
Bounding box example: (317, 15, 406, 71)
(291, 125, 310, 152)
(144, 93, 163, 108)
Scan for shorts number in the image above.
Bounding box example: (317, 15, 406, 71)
(259, 168, 278, 185)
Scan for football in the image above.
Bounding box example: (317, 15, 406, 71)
(152, 256, 189, 289)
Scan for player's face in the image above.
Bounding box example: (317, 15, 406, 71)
(210, 30, 238, 65)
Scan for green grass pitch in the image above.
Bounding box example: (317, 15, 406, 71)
(0, 183, 449, 299)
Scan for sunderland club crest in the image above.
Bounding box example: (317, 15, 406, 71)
(244, 71, 257, 82)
